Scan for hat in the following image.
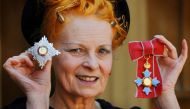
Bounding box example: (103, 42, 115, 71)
(21, 0, 130, 46)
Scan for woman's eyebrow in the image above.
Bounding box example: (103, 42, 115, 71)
(60, 42, 86, 48)
(61, 42, 83, 46)
(60, 42, 112, 48)
(99, 44, 112, 47)
(62, 42, 111, 46)
(61, 42, 80, 45)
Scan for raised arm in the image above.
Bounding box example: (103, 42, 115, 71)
(3, 52, 52, 109)
(154, 35, 188, 109)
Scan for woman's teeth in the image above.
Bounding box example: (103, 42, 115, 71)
(76, 75, 98, 82)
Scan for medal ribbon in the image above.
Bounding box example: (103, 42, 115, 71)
(128, 38, 164, 98)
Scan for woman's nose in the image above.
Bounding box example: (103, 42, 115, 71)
(83, 53, 99, 70)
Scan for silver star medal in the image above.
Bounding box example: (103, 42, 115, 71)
(27, 36, 60, 69)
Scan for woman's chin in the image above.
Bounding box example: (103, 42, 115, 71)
(76, 89, 102, 98)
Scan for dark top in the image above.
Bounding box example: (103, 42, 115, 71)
(2, 97, 141, 109)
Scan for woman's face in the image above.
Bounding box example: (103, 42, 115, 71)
(53, 16, 113, 98)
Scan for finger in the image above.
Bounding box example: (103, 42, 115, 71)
(12, 55, 34, 68)
(42, 59, 52, 72)
(178, 39, 188, 63)
(38, 60, 52, 81)
(3, 58, 18, 70)
(3, 58, 24, 79)
(3, 55, 34, 74)
(22, 51, 44, 68)
(20, 52, 34, 62)
(154, 35, 178, 59)
(163, 45, 169, 57)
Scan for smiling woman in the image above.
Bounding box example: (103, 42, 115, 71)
(2, 0, 133, 109)
(2, 0, 188, 109)
(51, 16, 113, 98)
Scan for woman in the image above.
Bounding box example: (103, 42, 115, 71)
(2, 0, 188, 109)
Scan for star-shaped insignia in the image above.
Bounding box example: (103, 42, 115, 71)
(27, 36, 61, 69)
(135, 69, 160, 95)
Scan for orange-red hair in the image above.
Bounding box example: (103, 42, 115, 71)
(41, 0, 127, 49)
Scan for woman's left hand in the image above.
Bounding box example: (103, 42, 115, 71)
(155, 35, 188, 93)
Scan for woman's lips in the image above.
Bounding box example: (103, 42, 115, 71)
(76, 75, 99, 82)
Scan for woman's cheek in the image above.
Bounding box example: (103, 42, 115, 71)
(100, 59, 112, 87)
(54, 54, 75, 71)
(103, 58, 112, 75)
(52, 56, 75, 91)
(53, 55, 82, 82)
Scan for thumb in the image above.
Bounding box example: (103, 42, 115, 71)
(178, 39, 188, 64)
(36, 59, 52, 82)
(42, 59, 52, 73)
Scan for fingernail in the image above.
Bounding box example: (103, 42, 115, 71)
(182, 38, 185, 42)
(154, 35, 162, 38)
(154, 35, 165, 40)
(154, 35, 159, 38)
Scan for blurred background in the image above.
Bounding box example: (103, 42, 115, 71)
(0, 0, 190, 109)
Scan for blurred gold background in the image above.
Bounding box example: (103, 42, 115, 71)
(0, 0, 190, 108)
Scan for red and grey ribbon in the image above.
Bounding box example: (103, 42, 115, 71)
(128, 38, 164, 98)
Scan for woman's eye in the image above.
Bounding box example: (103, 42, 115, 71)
(65, 48, 86, 56)
(98, 48, 111, 55)
(69, 48, 81, 53)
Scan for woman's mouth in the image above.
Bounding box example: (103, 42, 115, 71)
(76, 75, 99, 82)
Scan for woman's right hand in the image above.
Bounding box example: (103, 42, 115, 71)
(3, 52, 52, 98)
